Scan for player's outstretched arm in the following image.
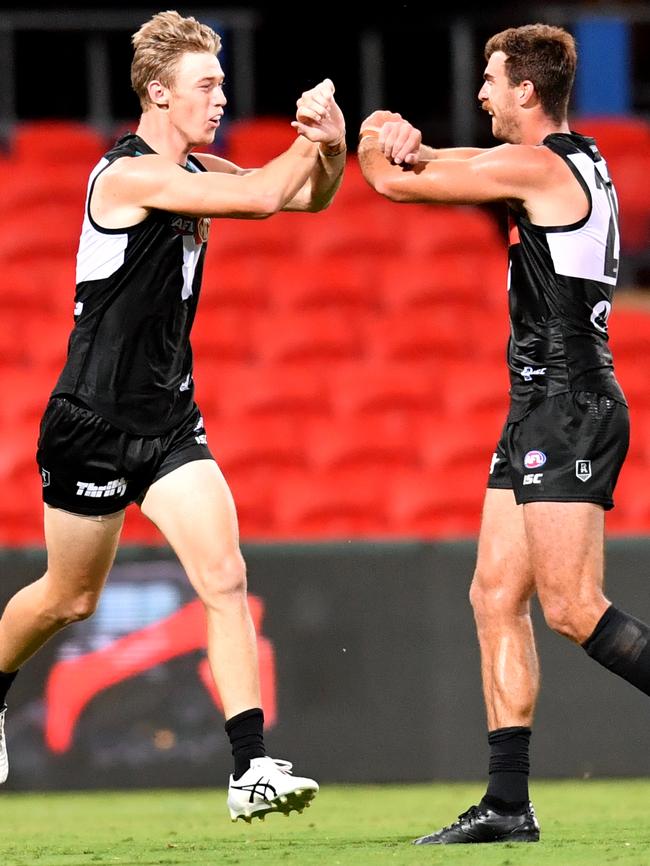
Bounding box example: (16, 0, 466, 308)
(97, 135, 320, 221)
(359, 111, 487, 166)
(358, 116, 553, 206)
(283, 78, 347, 212)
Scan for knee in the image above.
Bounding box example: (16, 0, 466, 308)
(469, 566, 529, 623)
(540, 597, 581, 641)
(191, 550, 247, 609)
(49, 591, 100, 627)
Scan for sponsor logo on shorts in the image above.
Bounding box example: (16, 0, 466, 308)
(41, 468, 50, 487)
(576, 460, 592, 482)
(489, 452, 500, 475)
(590, 301, 611, 334)
(76, 478, 127, 499)
(524, 450, 546, 469)
(523, 473, 543, 485)
(521, 366, 547, 382)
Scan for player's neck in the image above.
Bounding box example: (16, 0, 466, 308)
(520, 115, 571, 146)
(135, 111, 193, 166)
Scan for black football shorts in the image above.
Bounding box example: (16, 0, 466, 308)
(487, 391, 629, 510)
(36, 396, 214, 516)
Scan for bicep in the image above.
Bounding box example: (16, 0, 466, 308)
(382, 147, 542, 205)
(112, 157, 271, 218)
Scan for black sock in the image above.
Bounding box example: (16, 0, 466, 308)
(582, 605, 650, 695)
(0, 670, 18, 707)
(224, 708, 266, 780)
(481, 726, 531, 815)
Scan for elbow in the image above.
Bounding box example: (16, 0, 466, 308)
(253, 191, 282, 217)
(375, 176, 405, 202)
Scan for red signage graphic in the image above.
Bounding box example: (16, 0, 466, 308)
(44, 594, 276, 753)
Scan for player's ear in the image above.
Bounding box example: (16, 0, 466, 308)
(518, 80, 535, 105)
(147, 80, 170, 110)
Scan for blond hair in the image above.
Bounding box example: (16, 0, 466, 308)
(131, 10, 221, 109)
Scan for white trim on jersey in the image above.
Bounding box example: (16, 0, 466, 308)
(181, 235, 202, 300)
(76, 158, 129, 284)
(545, 152, 620, 287)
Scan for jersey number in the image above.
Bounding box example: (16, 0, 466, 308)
(594, 167, 619, 280)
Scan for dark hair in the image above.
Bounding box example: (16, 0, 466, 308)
(485, 24, 577, 123)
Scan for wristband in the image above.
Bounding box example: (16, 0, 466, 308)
(358, 129, 380, 143)
(319, 137, 347, 157)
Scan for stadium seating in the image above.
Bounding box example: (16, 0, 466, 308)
(3, 117, 650, 544)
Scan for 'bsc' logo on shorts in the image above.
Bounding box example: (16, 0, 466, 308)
(576, 460, 592, 482)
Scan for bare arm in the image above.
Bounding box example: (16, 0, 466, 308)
(419, 144, 489, 161)
(284, 78, 346, 211)
(357, 132, 552, 206)
(195, 140, 346, 214)
(197, 80, 346, 213)
(94, 135, 319, 223)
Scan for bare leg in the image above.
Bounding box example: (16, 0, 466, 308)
(470, 489, 538, 729)
(524, 501, 609, 643)
(140, 460, 260, 719)
(0, 506, 123, 671)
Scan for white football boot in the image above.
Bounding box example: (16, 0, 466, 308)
(0, 706, 8, 783)
(227, 757, 318, 823)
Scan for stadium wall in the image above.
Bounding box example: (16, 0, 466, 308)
(1, 539, 649, 790)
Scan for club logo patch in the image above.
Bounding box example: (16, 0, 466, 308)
(524, 450, 546, 469)
(576, 460, 592, 482)
(590, 300, 611, 334)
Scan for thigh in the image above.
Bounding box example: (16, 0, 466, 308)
(473, 488, 534, 603)
(43, 504, 124, 594)
(140, 459, 242, 590)
(523, 500, 605, 605)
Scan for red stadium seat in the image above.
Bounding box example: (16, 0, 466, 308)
(330, 362, 437, 416)
(608, 153, 650, 253)
(416, 416, 500, 476)
(302, 205, 403, 257)
(191, 310, 259, 363)
(224, 116, 296, 167)
(217, 365, 331, 419)
(274, 469, 387, 538)
(3, 164, 88, 211)
(264, 254, 380, 312)
(366, 309, 468, 363)
(208, 416, 308, 476)
(213, 212, 303, 257)
(442, 360, 510, 417)
(0, 205, 81, 262)
(0, 258, 76, 313)
(12, 120, 107, 166)
(397, 204, 504, 257)
(571, 116, 650, 161)
(0, 368, 55, 426)
(253, 310, 366, 365)
(379, 250, 507, 313)
(388, 465, 485, 538)
(22, 314, 71, 372)
(201, 253, 270, 310)
(608, 308, 650, 359)
(305, 415, 419, 472)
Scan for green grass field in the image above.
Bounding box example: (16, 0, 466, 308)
(1, 780, 650, 866)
